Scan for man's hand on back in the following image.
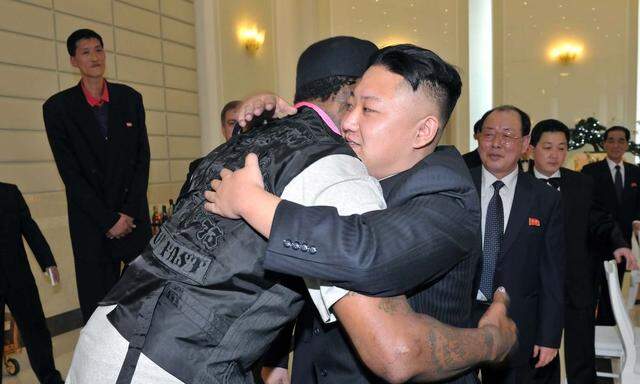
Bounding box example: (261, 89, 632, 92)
(204, 153, 281, 237)
(235, 93, 297, 128)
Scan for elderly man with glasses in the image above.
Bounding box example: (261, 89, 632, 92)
(467, 105, 565, 384)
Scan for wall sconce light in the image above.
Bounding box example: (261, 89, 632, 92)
(238, 25, 265, 54)
(549, 42, 584, 64)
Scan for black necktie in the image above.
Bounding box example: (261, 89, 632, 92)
(614, 165, 623, 202)
(480, 180, 504, 300)
(545, 177, 561, 190)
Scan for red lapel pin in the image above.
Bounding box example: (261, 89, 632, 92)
(125, 122, 133, 127)
(528, 217, 541, 227)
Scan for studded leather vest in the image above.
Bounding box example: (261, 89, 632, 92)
(102, 107, 355, 384)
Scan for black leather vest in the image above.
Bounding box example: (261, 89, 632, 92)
(103, 107, 355, 384)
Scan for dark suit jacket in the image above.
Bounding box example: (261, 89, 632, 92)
(581, 160, 640, 243)
(0, 183, 56, 293)
(534, 168, 627, 308)
(264, 146, 481, 383)
(43, 81, 151, 263)
(470, 167, 565, 365)
(178, 157, 203, 199)
(463, 148, 482, 169)
(265, 146, 480, 296)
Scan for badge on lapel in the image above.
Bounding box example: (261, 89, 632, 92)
(632, 182, 638, 188)
(125, 122, 133, 128)
(528, 217, 541, 227)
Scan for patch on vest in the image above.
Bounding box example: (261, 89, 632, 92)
(151, 225, 211, 282)
(196, 218, 224, 250)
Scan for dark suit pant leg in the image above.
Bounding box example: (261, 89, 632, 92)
(563, 306, 596, 384)
(481, 364, 534, 384)
(1, 294, 4, 384)
(595, 258, 625, 326)
(74, 257, 121, 323)
(4, 285, 63, 384)
(532, 355, 560, 384)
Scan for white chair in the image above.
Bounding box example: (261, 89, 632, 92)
(627, 234, 640, 311)
(594, 260, 640, 382)
(628, 270, 640, 311)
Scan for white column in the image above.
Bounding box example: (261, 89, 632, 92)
(195, 0, 223, 155)
(468, 0, 493, 150)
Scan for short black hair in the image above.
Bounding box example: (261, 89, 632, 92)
(474, 105, 531, 136)
(67, 29, 104, 56)
(368, 44, 462, 128)
(220, 100, 241, 125)
(604, 125, 630, 141)
(530, 119, 570, 146)
(293, 76, 357, 104)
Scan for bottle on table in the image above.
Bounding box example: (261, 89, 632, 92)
(161, 205, 168, 224)
(151, 206, 162, 235)
(168, 199, 175, 219)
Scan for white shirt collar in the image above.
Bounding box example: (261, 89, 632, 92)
(533, 167, 561, 180)
(606, 157, 624, 171)
(481, 165, 518, 193)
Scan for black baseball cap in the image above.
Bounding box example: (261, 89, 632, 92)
(295, 36, 378, 93)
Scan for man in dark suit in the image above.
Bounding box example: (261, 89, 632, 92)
(581, 126, 640, 326)
(468, 106, 565, 384)
(205, 45, 516, 383)
(43, 29, 151, 323)
(528, 120, 633, 384)
(0, 182, 63, 384)
(178, 100, 241, 198)
(463, 117, 482, 168)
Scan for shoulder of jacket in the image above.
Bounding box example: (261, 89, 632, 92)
(107, 82, 142, 98)
(43, 86, 77, 107)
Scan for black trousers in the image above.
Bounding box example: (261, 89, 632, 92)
(480, 362, 535, 384)
(533, 305, 596, 384)
(472, 302, 536, 384)
(595, 258, 625, 326)
(1, 284, 62, 384)
(74, 257, 121, 323)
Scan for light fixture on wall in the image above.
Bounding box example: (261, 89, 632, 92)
(549, 42, 584, 64)
(238, 25, 265, 54)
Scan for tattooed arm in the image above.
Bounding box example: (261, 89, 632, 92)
(333, 290, 516, 383)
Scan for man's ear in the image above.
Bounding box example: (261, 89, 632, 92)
(521, 135, 532, 154)
(413, 115, 439, 149)
(70, 56, 78, 68)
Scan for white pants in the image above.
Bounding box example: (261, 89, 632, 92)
(66, 305, 184, 384)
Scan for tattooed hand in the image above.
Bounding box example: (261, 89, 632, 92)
(478, 287, 518, 362)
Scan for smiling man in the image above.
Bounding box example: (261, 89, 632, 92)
(43, 29, 151, 324)
(467, 106, 565, 384)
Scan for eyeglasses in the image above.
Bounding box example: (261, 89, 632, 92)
(479, 131, 523, 145)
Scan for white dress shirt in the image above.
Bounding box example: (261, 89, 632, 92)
(533, 168, 561, 180)
(477, 166, 518, 301)
(606, 157, 625, 187)
(533, 168, 561, 190)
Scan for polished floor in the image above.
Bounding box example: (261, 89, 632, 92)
(2, 329, 77, 384)
(3, 291, 640, 383)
